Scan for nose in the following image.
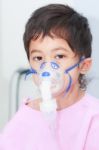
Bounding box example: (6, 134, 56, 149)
(51, 62, 59, 69)
(40, 62, 59, 70)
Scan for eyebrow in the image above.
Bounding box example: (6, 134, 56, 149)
(30, 47, 69, 54)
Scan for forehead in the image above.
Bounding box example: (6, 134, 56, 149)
(29, 35, 74, 55)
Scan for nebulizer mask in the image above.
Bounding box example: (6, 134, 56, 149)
(33, 61, 65, 135)
(25, 57, 84, 136)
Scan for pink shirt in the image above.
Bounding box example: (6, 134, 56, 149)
(0, 93, 99, 150)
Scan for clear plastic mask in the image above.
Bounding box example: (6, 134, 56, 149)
(25, 57, 85, 96)
(37, 61, 65, 96)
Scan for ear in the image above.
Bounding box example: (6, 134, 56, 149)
(79, 58, 92, 74)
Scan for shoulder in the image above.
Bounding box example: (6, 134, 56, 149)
(83, 94, 99, 149)
(84, 110, 99, 149)
(0, 99, 41, 149)
(1, 98, 42, 135)
(25, 98, 41, 111)
(85, 93, 99, 113)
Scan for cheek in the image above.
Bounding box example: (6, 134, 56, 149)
(68, 68, 80, 85)
(32, 75, 40, 85)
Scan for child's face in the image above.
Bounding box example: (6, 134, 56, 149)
(28, 35, 91, 97)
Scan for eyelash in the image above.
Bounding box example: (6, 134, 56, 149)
(32, 56, 43, 61)
(32, 54, 66, 61)
(55, 54, 66, 59)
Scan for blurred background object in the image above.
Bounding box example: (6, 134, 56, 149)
(0, 0, 99, 130)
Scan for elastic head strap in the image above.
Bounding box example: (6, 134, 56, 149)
(64, 57, 85, 95)
(65, 57, 85, 74)
(25, 68, 37, 80)
(65, 73, 72, 93)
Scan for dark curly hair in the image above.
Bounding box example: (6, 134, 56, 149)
(23, 4, 92, 90)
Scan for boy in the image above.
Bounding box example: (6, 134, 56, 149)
(0, 4, 99, 150)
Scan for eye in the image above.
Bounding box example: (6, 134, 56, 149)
(55, 54, 66, 59)
(32, 56, 43, 61)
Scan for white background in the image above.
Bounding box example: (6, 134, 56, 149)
(0, 0, 99, 130)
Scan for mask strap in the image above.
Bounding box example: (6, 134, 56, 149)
(25, 68, 37, 80)
(66, 73, 72, 93)
(64, 56, 85, 94)
(65, 57, 85, 74)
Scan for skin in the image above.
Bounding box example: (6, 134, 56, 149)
(26, 35, 92, 111)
